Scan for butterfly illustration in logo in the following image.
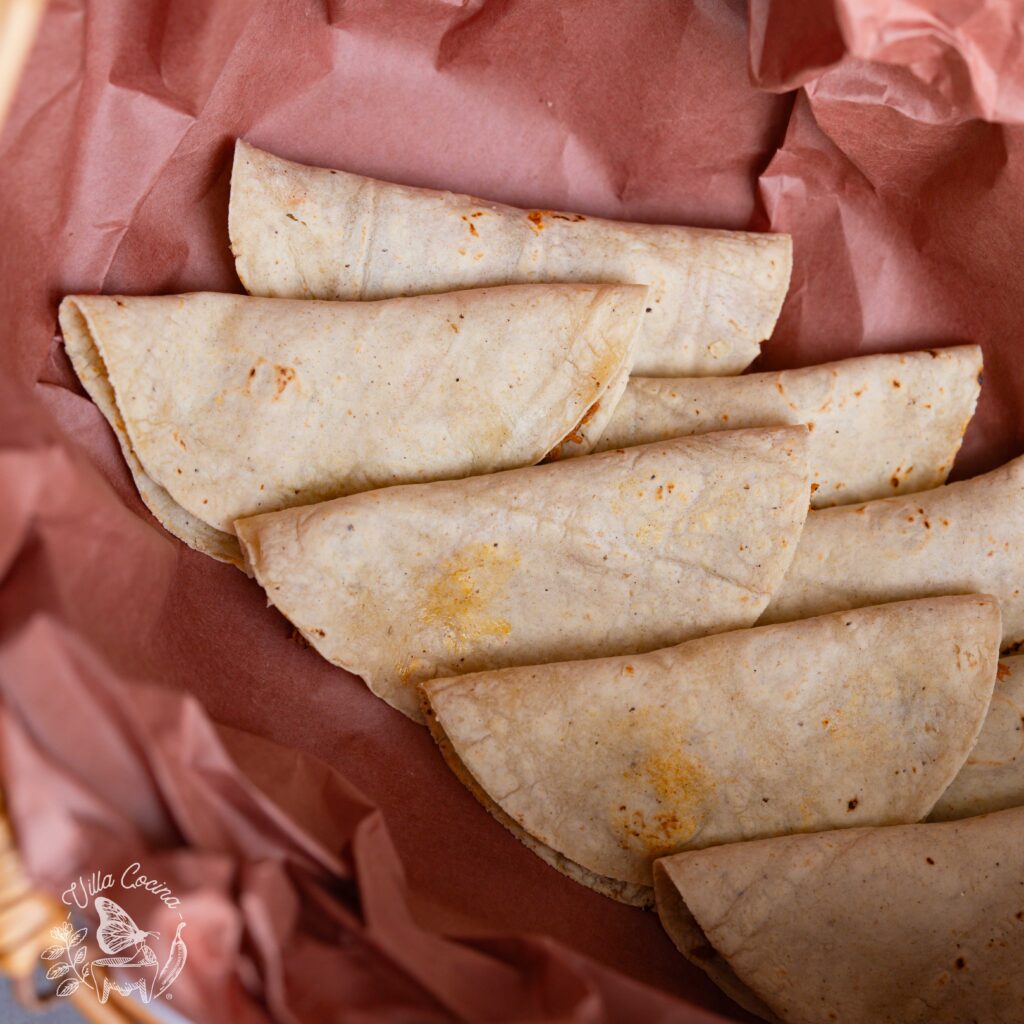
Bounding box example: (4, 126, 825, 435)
(93, 897, 159, 966)
(88, 897, 187, 1004)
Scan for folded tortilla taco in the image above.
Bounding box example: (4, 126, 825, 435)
(59, 284, 644, 565)
(761, 453, 1024, 647)
(929, 654, 1024, 822)
(559, 346, 981, 508)
(655, 805, 1024, 1023)
(235, 427, 811, 721)
(421, 595, 1000, 907)
(228, 140, 792, 377)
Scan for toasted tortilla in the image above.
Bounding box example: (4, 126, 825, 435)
(228, 140, 792, 377)
(761, 453, 1024, 647)
(560, 347, 981, 508)
(60, 284, 643, 565)
(656, 805, 1024, 1024)
(930, 654, 1024, 821)
(235, 427, 811, 721)
(422, 596, 1000, 906)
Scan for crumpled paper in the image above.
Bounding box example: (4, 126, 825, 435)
(3, 616, 734, 1022)
(750, 0, 1024, 122)
(1, 1, 1022, 1021)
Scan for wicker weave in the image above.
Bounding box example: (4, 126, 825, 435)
(0, 0, 46, 126)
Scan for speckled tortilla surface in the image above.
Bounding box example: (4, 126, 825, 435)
(237, 427, 811, 720)
(229, 140, 792, 377)
(422, 595, 1000, 903)
(59, 284, 643, 562)
(656, 805, 1024, 1024)
(761, 453, 1024, 647)
(570, 346, 981, 508)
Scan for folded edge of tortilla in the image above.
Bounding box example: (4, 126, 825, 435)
(421, 696, 654, 907)
(652, 860, 778, 1021)
(421, 595, 1000, 907)
(59, 297, 244, 566)
(929, 653, 1024, 821)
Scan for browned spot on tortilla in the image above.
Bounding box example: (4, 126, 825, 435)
(274, 365, 296, 398)
(998, 662, 1013, 681)
(420, 543, 520, 654)
(806, 421, 815, 432)
(810, 483, 820, 493)
(460, 215, 479, 237)
(244, 357, 266, 394)
(892, 378, 901, 388)
(449, 322, 459, 333)
(615, 752, 710, 857)
(891, 475, 900, 488)
(622, 665, 635, 676)
(847, 798, 859, 811)
(853, 387, 864, 397)
(548, 400, 603, 456)
(527, 210, 547, 232)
